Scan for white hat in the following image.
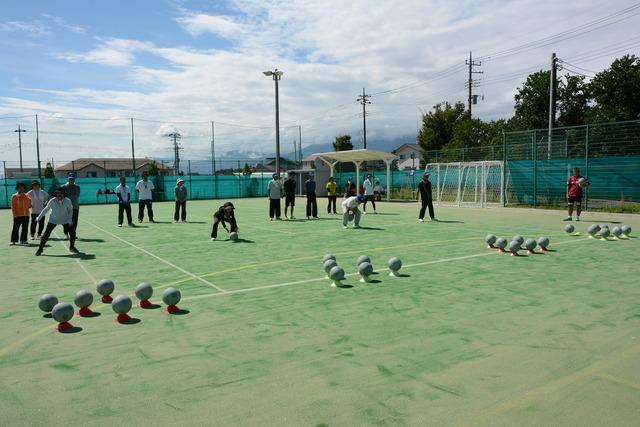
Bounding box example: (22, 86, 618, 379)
(177, 178, 185, 184)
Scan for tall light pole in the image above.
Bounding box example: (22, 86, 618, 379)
(14, 125, 26, 172)
(357, 88, 371, 149)
(263, 69, 284, 174)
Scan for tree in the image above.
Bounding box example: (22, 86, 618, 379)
(416, 102, 468, 153)
(43, 162, 54, 178)
(148, 161, 159, 176)
(513, 70, 550, 129)
(557, 74, 591, 127)
(242, 163, 252, 175)
(333, 134, 353, 151)
(588, 54, 640, 122)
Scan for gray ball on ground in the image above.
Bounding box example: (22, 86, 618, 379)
(564, 224, 575, 234)
(597, 228, 610, 238)
(388, 257, 402, 272)
(507, 240, 521, 253)
(358, 262, 374, 277)
(51, 302, 74, 323)
(229, 231, 239, 241)
(495, 238, 508, 249)
(537, 236, 550, 248)
(329, 266, 345, 281)
(357, 255, 370, 266)
(38, 294, 58, 313)
(512, 235, 524, 245)
(611, 226, 622, 237)
(96, 279, 115, 296)
(111, 295, 132, 314)
(135, 282, 153, 301)
(621, 225, 632, 236)
(162, 287, 181, 306)
(348, 213, 355, 222)
(74, 290, 93, 309)
(587, 224, 600, 235)
(322, 254, 336, 263)
(323, 259, 338, 273)
(485, 234, 497, 245)
(524, 238, 537, 251)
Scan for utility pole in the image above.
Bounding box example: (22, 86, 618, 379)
(35, 115, 42, 181)
(548, 52, 558, 160)
(263, 69, 284, 174)
(14, 125, 26, 172)
(357, 88, 371, 149)
(465, 51, 483, 116)
(298, 125, 302, 165)
(167, 132, 182, 174)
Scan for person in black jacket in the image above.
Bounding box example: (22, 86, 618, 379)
(417, 172, 437, 222)
(211, 202, 238, 240)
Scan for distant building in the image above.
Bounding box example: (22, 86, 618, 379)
(392, 144, 422, 170)
(54, 158, 173, 178)
(260, 157, 298, 172)
(5, 167, 41, 179)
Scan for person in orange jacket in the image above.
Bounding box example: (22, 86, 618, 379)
(10, 182, 31, 245)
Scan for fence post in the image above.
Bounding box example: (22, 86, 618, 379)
(532, 130, 537, 208)
(103, 160, 108, 204)
(502, 131, 506, 206)
(3, 161, 8, 208)
(237, 160, 241, 197)
(188, 160, 192, 199)
(585, 124, 589, 211)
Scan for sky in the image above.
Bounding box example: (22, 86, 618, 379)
(0, 0, 639, 165)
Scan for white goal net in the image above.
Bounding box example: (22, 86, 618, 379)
(425, 161, 504, 207)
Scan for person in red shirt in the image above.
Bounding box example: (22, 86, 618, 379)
(564, 167, 585, 221)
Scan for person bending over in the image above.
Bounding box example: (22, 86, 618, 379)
(211, 202, 238, 240)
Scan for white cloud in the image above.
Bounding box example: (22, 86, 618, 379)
(42, 14, 86, 35)
(176, 13, 247, 39)
(0, 20, 50, 37)
(58, 38, 156, 67)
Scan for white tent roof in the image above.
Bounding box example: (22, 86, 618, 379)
(305, 149, 397, 164)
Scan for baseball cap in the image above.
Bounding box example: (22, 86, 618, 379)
(176, 178, 184, 184)
(356, 194, 365, 203)
(67, 172, 77, 179)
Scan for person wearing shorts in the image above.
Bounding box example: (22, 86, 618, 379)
(564, 167, 585, 221)
(283, 172, 296, 219)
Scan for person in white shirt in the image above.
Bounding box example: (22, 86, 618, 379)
(135, 171, 155, 223)
(115, 176, 133, 227)
(27, 180, 48, 239)
(342, 194, 365, 229)
(373, 180, 384, 201)
(362, 174, 377, 214)
(267, 173, 283, 220)
(35, 187, 78, 256)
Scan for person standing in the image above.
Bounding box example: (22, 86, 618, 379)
(27, 180, 48, 239)
(326, 176, 338, 214)
(305, 172, 318, 219)
(135, 171, 155, 223)
(267, 173, 283, 220)
(174, 178, 187, 222)
(62, 172, 80, 239)
(10, 182, 30, 245)
(564, 167, 585, 221)
(362, 174, 377, 214)
(373, 180, 384, 201)
(342, 194, 365, 229)
(417, 172, 437, 222)
(283, 172, 296, 219)
(344, 176, 357, 198)
(35, 187, 78, 255)
(211, 202, 239, 240)
(114, 176, 133, 227)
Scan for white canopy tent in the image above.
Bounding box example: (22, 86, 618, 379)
(307, 149, 398, 201)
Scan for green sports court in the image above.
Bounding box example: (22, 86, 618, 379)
(1, 199, 638, 426)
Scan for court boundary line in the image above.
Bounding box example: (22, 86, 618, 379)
(82, 219, 226, 292)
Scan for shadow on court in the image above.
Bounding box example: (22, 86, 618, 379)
(59, 326, 83, 334)
(354, 226, 384, 231)
(80, 311, 101, 318)
(140, 303, 161, 310)
(169, 309, 190, 315)
(42, 253, 97, 260)
(77, 238, 106, 243)
(432, 220, 464, 224)
(232, 238, 254, 243)
(119, 317, 141, 325)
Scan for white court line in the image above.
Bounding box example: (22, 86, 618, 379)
(183, 237, 588, 302)
(52, 230, 97, 284)
(82, 219, 226, 292)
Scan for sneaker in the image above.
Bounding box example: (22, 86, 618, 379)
(35, 249, 43, 256)
(276, 217, 282, 221)
(363, 211, 367, 215)
(69, 247, 79, 254)
(149, 219, 155, 223)
(576, 216, 581, 221)
(9, 242, 16, 246)
(291, 216, 296, 220)
(313, 216, 319, 219)
(174, 220, 179, 223)
(270, 218, 274, 221)
(342, 226, 348, 229)
(127, 223, 133, 227)
(563, 216, 572, 221)
(284, 215, 289, 220)
(418, 219, 424, 222)
(182, 220, 186, 223)
(211, 237, 216, 241)
(354, 225, 361, 229)
(64, 234, 69, 240)
(431, 218, 439, 222)
(139, 219, 143, 223)
(30, 235, 35, 240)
(307, 216, 311, 220)
(374, 210, 377, 214)
(118, 224, 123, 227)
(36, 234, 42, 238)
(19, 241, 28, 245)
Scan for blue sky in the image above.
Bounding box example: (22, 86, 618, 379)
(0, 0, 638, 162)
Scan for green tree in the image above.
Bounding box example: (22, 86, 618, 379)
(43, 162, 54, 178)
(416, 101, 468, 153)
(332, 134, 353, 151)
(242, 163, 252, 175)
(588, 54, 640, 122)
(147, 161, 159, 176)
(557, 74, 591, 127)
(513, 70, 550, 129)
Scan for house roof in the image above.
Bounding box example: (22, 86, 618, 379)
(304, 149, 397, 164)
(55, 158, 172, 171)
(391, 143, 421, 154)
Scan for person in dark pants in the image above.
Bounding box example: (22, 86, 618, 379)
(10, 182, 30, 245)
(326, 176, 338, 214)
(267, 173, 283, 220)
(174, 178, 187, 222)
(114, 176, 133, 227)
(417, 172, 437, 222)
(211, 202, 238, 240)
(135, 171, 155, 222)
(35, 187, 78, 255)
(344, 176, 357, 198)
(283, 172, 296, 219)
(305, 172, 318, 219)
(62, 172, 80, 239)
(27, 180, 48, 239)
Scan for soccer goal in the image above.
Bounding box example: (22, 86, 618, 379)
(425, 161, 504, 207)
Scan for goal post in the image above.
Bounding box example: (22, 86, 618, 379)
(425, 161, 504, 207)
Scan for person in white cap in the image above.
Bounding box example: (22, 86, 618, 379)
(114, 176, 132, 227)
(27, 180, 48, 239)
(362, 174, 377, 214)
(267, 173, 283, 220)
(342, 194, 365, 229)
(174, 177, 187, 222)
(417, 172, 437, 222)
(62, 171, 80, 239)
(135, 171, 155, 222)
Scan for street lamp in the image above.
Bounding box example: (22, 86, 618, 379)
(263, 69, 284, 175)
(14, 125, 26, 172)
